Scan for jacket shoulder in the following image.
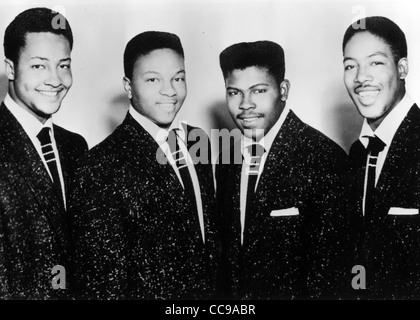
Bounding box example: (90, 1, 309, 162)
(289, 112, 347, 158)
(53, 124, 88, 152)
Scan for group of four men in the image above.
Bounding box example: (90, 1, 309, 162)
(0, 7, 419, 300)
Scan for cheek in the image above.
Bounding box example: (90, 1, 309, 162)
(343, 73, 355, 90)
(227, 100, 239, 116)
(175, 82, 187, 96)
(62, 71, 73, 87)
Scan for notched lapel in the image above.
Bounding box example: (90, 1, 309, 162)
(0, 104, 67, 249)
(376, 105, 420, 199)
(254, 113, 295, 209)
(127, 117, 203, 245)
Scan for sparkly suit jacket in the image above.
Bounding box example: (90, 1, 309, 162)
(68, 113, 218, 299)
(348, 104, 420, 299)
(0, 102, 88, 299)
(216, 110, 351, 300)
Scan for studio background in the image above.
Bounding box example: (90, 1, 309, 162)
(0, 0, 419, 158)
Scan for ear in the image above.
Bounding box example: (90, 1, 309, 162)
(279, 79, 290, 102)
(122, 76, 132, 99)
(4, 59, 15, 80)
(398, 57, 409, 80)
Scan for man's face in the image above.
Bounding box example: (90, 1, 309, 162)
(124, 48, 187, 129)
(6, 32, 72, 123)
(225, 66, 288, 141)
(343, 32, 407, 130)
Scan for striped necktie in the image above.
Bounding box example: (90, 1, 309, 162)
(364, 135, 385, 216)
(37, 127, 63, 204)
(167, 129, 200, 223)
(244, 143, 265, 236)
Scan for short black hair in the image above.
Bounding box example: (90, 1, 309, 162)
(123, 31, 184, 80)
(4, 7, 73, 65)
(219, 40, 285, 85)
(342, 16, 407, 63)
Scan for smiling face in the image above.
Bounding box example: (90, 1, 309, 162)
(123, 48, 187, 129)
(343, 32, 408, 130)
(5, 32, 72, 123)
(225, 66, 289, 141)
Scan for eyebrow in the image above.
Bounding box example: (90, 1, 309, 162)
(30, 56, 72, 62)
(226, 83, 269, 91)
(142, 69, 186, 76)
(343, 51, 389, 63)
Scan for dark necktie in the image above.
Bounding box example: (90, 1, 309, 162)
(244, 143, 265, 238)
(167, 129, 200, 229)
(37, 127, 63, 204)
(364, 135, 386, 216)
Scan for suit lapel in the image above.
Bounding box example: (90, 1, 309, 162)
(241, 113, 297, 246)
(185, 125, 214, 244)
(125, 116, 204, 245)
(376, 104, 420, 201)
(54, 126, 69, 194)
(252, 112, 296, 209)
(348, 139, 368, 215)
(0, 103, 67, 248)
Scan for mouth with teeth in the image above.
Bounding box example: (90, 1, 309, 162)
(355, 88, 380, 105)
(238, 115, 263, 127)
(37, 90, 62, 97)
(157, 101, 178, 111)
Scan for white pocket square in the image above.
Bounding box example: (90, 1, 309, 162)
(270, 207, 299, 217)
(387, 207, 419, 215)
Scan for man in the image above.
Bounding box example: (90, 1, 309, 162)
(69, 31, 217, 299)
(0, 8, 88, 299)
(344, 16, 420, 299)
(216, 41, 350, 299)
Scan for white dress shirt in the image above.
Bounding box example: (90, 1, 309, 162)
(4, 93, 66, 207)
(239, 106, 290, 244)
(358, 93, 417, 215)
(129, 106, 206, 243)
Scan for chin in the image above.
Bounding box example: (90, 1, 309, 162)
(357, 105, 385, 121)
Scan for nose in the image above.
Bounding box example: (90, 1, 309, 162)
(44, 68, 62, 87)
(355, 65, 373, 84)
(239, 93, 256, 110)
(160, 80, 176, 97)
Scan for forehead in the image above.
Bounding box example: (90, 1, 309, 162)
(20, 32, 71, 57)
(133, 48, 185, 73)
(226, 66, 276, 87)
(344, 32, 393, 58)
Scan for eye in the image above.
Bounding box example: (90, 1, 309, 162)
(344, 64, 356, 71)
(31, 64, 45, 70)
(173, 77, 185, 82)
(60, 64, 71, 69)
(227, 90, 240, 97)
(371, 61, 384, 66)
(146, 78, 158, 83)
(253, 88, 267, 94)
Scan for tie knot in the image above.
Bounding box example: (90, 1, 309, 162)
(37, 127, 52, 145)
(166, 129, 179, 153)
(367, 136, 385, 156)
(247, 143, 265, 158)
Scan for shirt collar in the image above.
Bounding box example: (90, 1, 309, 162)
(241, 106, 290, 157)
(359, 93, 415, 148)
(129, 105, 185, 144)
(4, 93, 53, 139)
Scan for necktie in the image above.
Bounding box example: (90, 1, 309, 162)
(244, 143, 265, 238)
(37, 127, 63, 204)
(364, 135, 385, 216)
(167, 129, 200, 231)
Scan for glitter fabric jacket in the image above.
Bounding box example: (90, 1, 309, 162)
(348, 104, 420, 300)
(68, 113, 218, 300)
(216, 110, 351, 300)
(0, 103, 88, 299)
